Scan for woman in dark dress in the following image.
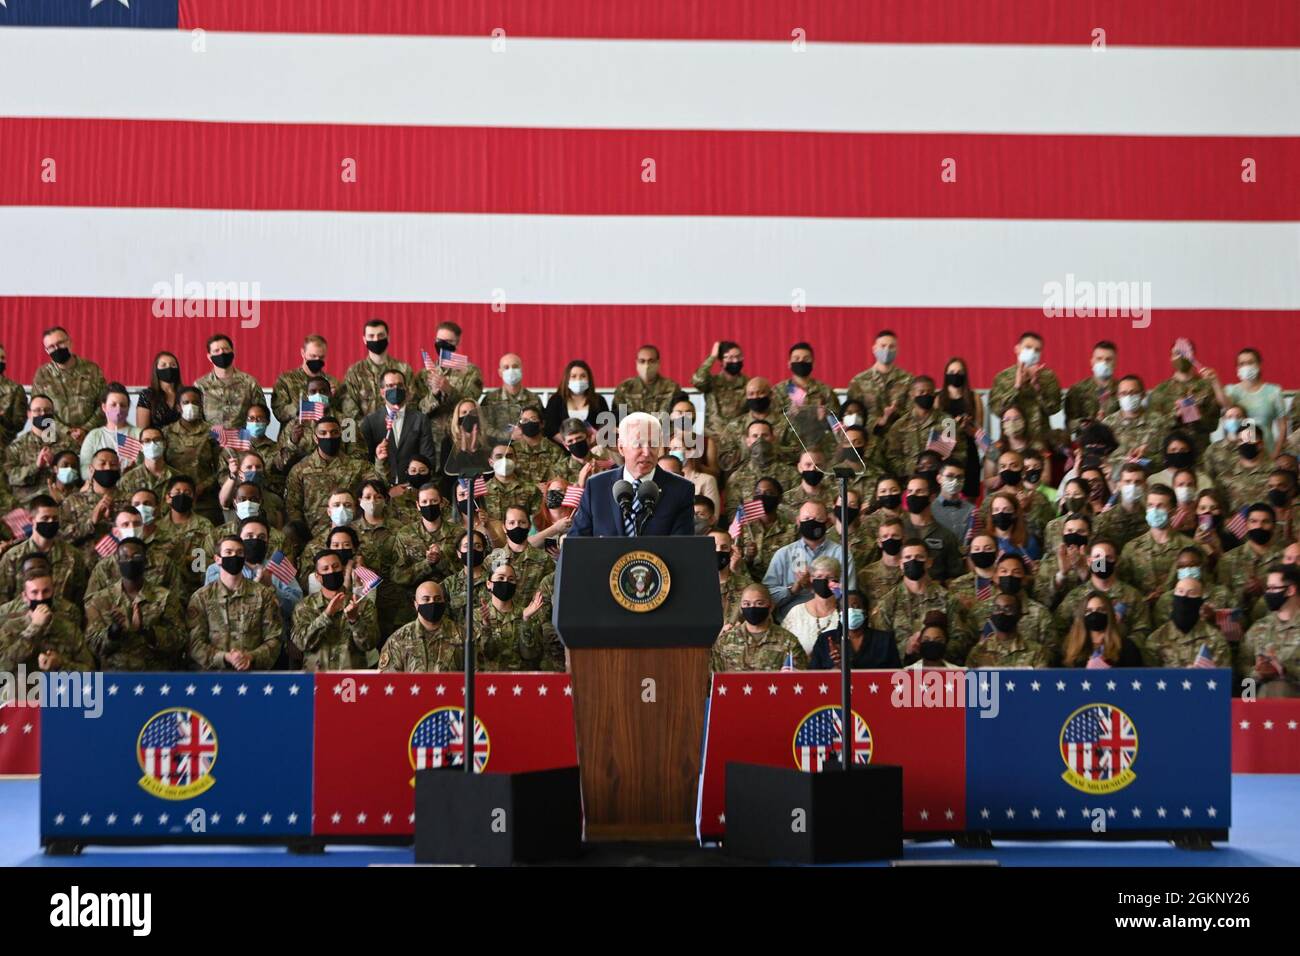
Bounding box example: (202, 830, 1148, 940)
(542, 359, 611, 447)
(135, 350, 184, 429)
(808, 590, 901, 670)
(1061, 591, 1144, 668)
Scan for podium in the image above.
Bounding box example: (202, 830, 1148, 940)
(554, 536, 721, 841)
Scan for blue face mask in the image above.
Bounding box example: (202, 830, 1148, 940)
(1176, 566, 1202, 580)
(242, 470, 262, 485)
(1145, 507, 1170, 530)
(1223, 419, 1241, 435)
(847, 608, 865, 631)
(245, 421, 267, 438)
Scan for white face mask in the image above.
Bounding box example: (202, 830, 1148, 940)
(941, 478, 961, 496)
(1093, 361, 1114, 380)
(330, 505, 354, 526)
(841, 414, 862, 428)
(135, 504, 155, 525)
(1238, 365, 1259, 383)
(1175, 485, 1195, 504)
(1121, 483, 1144, 504)
(501, 368, 523, 387)
(181, 403, 201, 422)
(1119, 394, 1142, 413)
(493, 458, 516, 478)
(142, 441, 165, 461)
(569, 379, 589, 395)
(56, 466, 79, 485)
(1018, 347, 1041, 367)
(234, 500, 261, 520)
(360, 498, 384, 518)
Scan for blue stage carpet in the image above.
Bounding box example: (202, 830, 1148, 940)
(3, 776, 1297, 867)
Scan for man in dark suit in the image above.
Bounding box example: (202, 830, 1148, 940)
(360, 369, 437, 483)
(569, 412, 695, 537)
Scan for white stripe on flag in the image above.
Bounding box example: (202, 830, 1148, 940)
(1, 32, 1296, 135)
(3, 207, 1296, 309)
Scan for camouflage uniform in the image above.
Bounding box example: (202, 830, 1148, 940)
(1241, 612, 1300, 695)
(0, 376, 28, 445)
(290, 589, 379, 670)
(59, 486, 127, 562)
(486, 546, 554, 606)
(84, 580, 186, 670)
(1147, 375, 1219, 454)
(1152, 577, 1231, 623)
(691, 360, 748, 434)
(0, 536, 88, 606)
(718, 414, 799, 474)
(1146, 618, 1231, 668)
(162, 419, 223, 520)
(482, 478, 541, 523)
(153, 514, 218, 602)
(378, 616, 465, 672)
(533, 570, 566, 672)
(773, 377, 841, 418)
(611, 375, 681, 420)
(481, 386, 544, 417)
(1203, 438, 1241, 486)
(965, 593, 1057, 656)
(284, 452, 379, 537)
(444, 569, 489, 622)
(555, 454, 611, 486)
(946, 572, 999, 614)
(390, 520, 458, 587)
(342, 355, 423, 421)
(118, 460, 181, 504)
(784, 483, 833, 514)
(474, 600, 546, 671)
(512, 439, 563, 487)
(712, 621, 806, 671)
(988, 364, 1063, 446)
(84, 537, 182, 597)
(1116, 530, 1194, 598)
(0, 605, 95, 672)
(31, 355, 107, 432)
(857, 508, 905, 565)
(192, 368, 263, 430)
(1216, 458, 1272, 513)
(1053, 580, 1151, 649)
(725, 458, 800, 505)
(870, 579, 975, 664)
(1063, 375, 1120, 437)
(4, 425, 66, 503)
(271, 368, 356, 425)
(718, 568, 754, 628)
(217, 434, 289, 498)
(1100, 410, 1164, 478)
(1218, 542, 1284, 619)
(845, 366, 913, 421)
(351, 518, 406, 638)
(416, 360, 483, 448)
(902, 518, 963, 582)
(1093, 504, 1149, 552)
(965, 631, 1052, 668)
(739, 512, 796, 580)
(880, 408, 946, 479)
(858, 560, 903, 600)
(187, 575, 282, 670)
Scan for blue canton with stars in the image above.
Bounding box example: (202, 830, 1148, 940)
(964, 668, 1231, 831)
(41, 673, 313, 840)
(0, 0, 179, 29)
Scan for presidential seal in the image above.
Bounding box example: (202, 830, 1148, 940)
(136, 708, 218, 800)
(1060, 703, 1138, 794)
(609, 550, 670, 612)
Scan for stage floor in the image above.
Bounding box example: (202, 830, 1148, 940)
(3, 776, 1297, 867)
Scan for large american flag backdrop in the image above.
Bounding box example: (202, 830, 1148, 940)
(0, 1, 1297, 391)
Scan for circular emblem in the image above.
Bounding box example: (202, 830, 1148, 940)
(792, 706, 872, 771)
(609, 550, 671, 612)
(408, 706, 490, 777)
(136, 708, 218, 800)
(1060, 702, 1139, 794)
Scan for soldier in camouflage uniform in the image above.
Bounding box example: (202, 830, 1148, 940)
(270, 334, 358, 425)
(0, 570, 95, 672)
(481, 353, 545, 417)
(965, 592, 1052, 668)
(341, 319, 425, 420)
(611, 345, 680, 420)
(1215, 431, 1273, 512)
(119, 425, 182, 503)
(482, 446, 541, 521)
(987, 333, 1062, 447)
(59, 448, 127, 563)
(4, 397, 64, 504)
(290, 549, 379, 670)
(391, 484, 459, 590)
(474, 563, 547, 670)
(194, 335, 265, 429)
(784, 449, 834, 513)
(737, 478, 796, 580)
(870, 541, 975, 663)
(1099, 376, 1164, 479)
(858, 539, 905, 601)
(725, 418, 801, 502)
(774, 342, 840, 419)
(0, 496, 88, 605)
(83, 537, 186, 670)
(1093, 464, 1150, 551)
(1240, 566, 1300, 696)
(880, 377, 948, 479)
(415, 322, 483, 450)
(487, 506, 554, 600)
(1053, 540, 1151, 654)
(84, 506, 181, 598)
(1146, 347, 1220, 455)
(163, 388, 224, 524)
(154, 476, 218, 603)
(1145, 577, 1232, 668)
(284, 417, 380, 537)
(511, 407, 563, 486)
(0, 344, 28, 444)
(32, 328, 107, 439)
(857, 478, 906, 566)
(846, 333, 913, 427)
(1218, 504, 1285, 620)
(275, 375, 369, 476)
(444, 530, 492, 622)
(218, 408, 290, 501)
(1032, 514, 1094, 608)
(187, 536, 282, 670)
(1116, 486, 1193, 599)
(692, 341, 749, 435)
(1062, 342, 1119, 437)
(713, 582, 805, 670)
(718, 378, 800, 475)
(707, 530, 753, 627)
(379, 580, 465, 672)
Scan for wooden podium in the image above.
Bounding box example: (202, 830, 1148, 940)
(553, 536, 721, 841)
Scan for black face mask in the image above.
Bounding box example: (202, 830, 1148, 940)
(305, 359, 325, 374)
(94, 469, 120, 488)
(997, 576, 1022, 595)
(117, 556, 146, 581)
(999, 469, 1022, 487)
(992, 512, 1016, 531)
(32, 414, 53, 432)
(28, 598, 53, 611)
(913, 393, 935, 411)
(519, 420, 542, 438)
(1092, 557, 1117, 579)
(724, 361, 744, 376)
(1240, 442, 1261, 460)
(1024, 469, 1043, 485)
(1063, 532, 1089, 548)
(490, 580, 517, 602)
(799, 520, 826, 541)
(944, 371, 966, 389)
(1267, 489, 1291, 508)
(756, 494, 780, 515)
(169, 494, 193, 515)
(242, 539, 268, 565)
(567, 440, 590, 459)
(903, 559, 926, 581)
(332, 548, 354, 566)
(49, 347, 72, 365)
(384, 387, 406, 406)
(459, 414, 479, 433)
(842, 507, 860, 525)
(419, 503, 442, 522)
(318, 436, 341, 457)
(418, 601, 446, 623)
(970, 550, 996, 569)
(1265, 591, 1290, 612)
(366, 339, 389, 355)
(34, 520, 59, 539)
(919, 639, 946, 662)
(220, 555, 246, 575)
(1084, 611, 1109, 632)
(456, 497, 479, 516)
(1164, 451, 1193, 470)
(991, 612, 1019, 633)
(746, 396, 771, 414)
(545, 491, 565, 509)
(1062, 497, 1085, 515)
(790, 361, 813, 378)
(716, 551, 731, 572)
(880, 538, 903, 557)
(156, 366, 181, 385)
(877, 493, 902, 511)
(1171, 595, 1203, 632)
(506, 526, 530, 545)
(435, 339, 456, 354)
(801, 470, 824, 487)
(408, 470, 429, 484)
(1247, 527, 1274, 545)
(321, 570, 345, 592)
(906, 494, 930, 515)
(210, 352, 235, 370)
(464, 548, 486, 568)
(811, 578, 833, 598)
(741, 605, 770, 626)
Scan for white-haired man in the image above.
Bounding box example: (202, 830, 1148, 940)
(568, 412, 696, 537)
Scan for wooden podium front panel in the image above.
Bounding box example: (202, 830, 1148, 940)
(567, 646, 711, 841)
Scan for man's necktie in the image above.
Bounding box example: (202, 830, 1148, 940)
(625, 479, 641, 536)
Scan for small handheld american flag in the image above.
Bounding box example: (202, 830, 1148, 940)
(925, 428, 956, 458)
(211, 427, 252, 451)
(974, 428, 993, 453)
(421, 349, 437, 372)
(1215, 607, 1244, 642)
(1192, 642, 1217, 669)
(963, 508, 985, 547)
(561, 484, 584, 508)
(353, 565, 381, 596)
(786, 382, 806, 406)
(298, 398, 324, 423)
(439, 348, 469, 371)
(114, 431, 142, 465)
(1085, 646, 1111, 669)
(385, 405, 398, 434)
(1172, 337, 1202, 370)
(459, 476, 489, 498)
(976, 577, 992, 600)
(781, 651, 795, 672)
(3, 508, 32, 540)
(267, 550, 298, 587)
(94, 533, 119, 558)
(1225, 507, 1250, 539)
(827, 412, 847, 437)
(1176, 395, 1201, 424)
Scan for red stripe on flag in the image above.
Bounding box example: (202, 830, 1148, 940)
(176, 0, 1300, 47)
(2, 120, 1295, 221)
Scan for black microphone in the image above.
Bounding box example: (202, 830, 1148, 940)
(613, 479, 635, 520)
(634, 479, 660, 534)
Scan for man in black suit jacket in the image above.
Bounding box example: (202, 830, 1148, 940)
(360, 368, 437, 483)
(569, 412, 695, 537)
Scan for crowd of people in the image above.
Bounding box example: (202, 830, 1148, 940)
(0, 322, 1298, 696)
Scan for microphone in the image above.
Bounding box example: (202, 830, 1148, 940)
(634, 480, 660, 534)
(613, 479, 635, 520)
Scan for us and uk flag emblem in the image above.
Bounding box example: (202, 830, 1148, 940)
(792, 706, 872, 772)
(136, 708, 218, 800)
(407, 707, 490, 779)
(1060, 703, 1139, 794)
